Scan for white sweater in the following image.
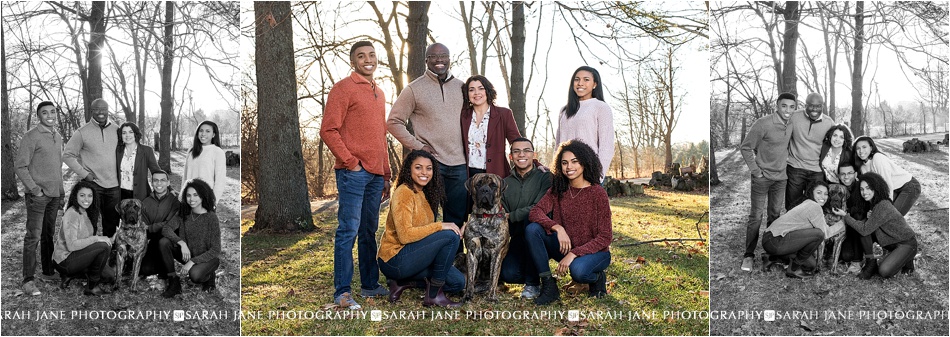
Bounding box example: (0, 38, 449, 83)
(183, 144, 227, 204)
(556, 99, 615, 178)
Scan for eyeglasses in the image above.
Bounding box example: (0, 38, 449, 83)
(511, 149, 534, 155)
(426, 54, 450, 61)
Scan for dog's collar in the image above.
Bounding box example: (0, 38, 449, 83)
(473, 206, 506, 219)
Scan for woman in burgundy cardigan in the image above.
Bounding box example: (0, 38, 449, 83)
(460, 75, 522, 179)
(526, 140, 612, 305)
(115, 122, 161, 200)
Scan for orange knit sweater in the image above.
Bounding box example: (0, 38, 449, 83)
(377, 184, 442, 262)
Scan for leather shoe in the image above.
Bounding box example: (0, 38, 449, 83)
(387, 279, 416, 303)
(785, 262, 814, 279)
(422, 279, 461, 308)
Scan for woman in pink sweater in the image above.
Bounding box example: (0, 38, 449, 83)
(183, 121, 227, 204)
(852, 136, 919, 216)
(526, 140, 612, 305)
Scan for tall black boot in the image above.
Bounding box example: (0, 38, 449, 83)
(900, 258, 915, 275)
(589, 271, 607, 298)
(858, 258, 878, 280)
(534, 275, 560, 305)
(202, 274, 217, 292)
(162, 276, 182, 298)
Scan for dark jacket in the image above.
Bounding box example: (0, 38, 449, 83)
(844, 201, 916, 247)
(818, 142, 853, 183)
(142, 190, 181, 238)
(460, 105, 522, 178)
(502, 163, 553, 237)
(115, 144, 161, 200)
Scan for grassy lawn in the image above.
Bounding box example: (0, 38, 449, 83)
(241, 188, 709, 336)
(1, 149, 241, 336)
(709, 134, 949, 336)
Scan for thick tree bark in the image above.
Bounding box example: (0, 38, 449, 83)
(850, 2, 865, 137)
(406, 2, 431, 82)
(252, 1, 314, 232)
(159, 1, 175, 172)
(2, 29, 21, 200)
(781, 1, 800, 96)
(510, 1, 527, 135)
(85, 1, 107, 119)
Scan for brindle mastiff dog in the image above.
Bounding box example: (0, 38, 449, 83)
(114, 199, 150, 291)
(463, 173, 510, 302)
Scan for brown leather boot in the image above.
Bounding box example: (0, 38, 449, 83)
(422, 279, 461, 308)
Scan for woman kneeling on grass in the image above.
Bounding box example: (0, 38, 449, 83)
(832, 172, 917, 279)
(378, 150, 465, 308)
(762, 181, 844, 279)
(159, 178, 221, 298)
(527, 139, 612, 305)
(53, 181, 115, 296)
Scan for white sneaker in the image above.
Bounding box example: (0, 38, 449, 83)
(521, 285, 540, 299)
(740, 257, 754, 272)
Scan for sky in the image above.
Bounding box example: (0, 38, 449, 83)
(2, 2, 238, 126)
(242, 1, 710, 146)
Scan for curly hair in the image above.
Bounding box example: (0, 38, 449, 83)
(461, 75, 497, 108)
(180, 178, 216, 217)
(562, 66, 605, 119)
(823, 124, 853, 153)
(858, 172, 892, 207)
(396, 150, 445, 216)
(66, 181, 101, 234)
(852, 136, 881, 173)
(190, 120, 221, 159)
(550, 139, 603, 199)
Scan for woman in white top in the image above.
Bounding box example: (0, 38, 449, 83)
(555, 66, 614, 179)
(115, 122, 161, 200)
(183, 121, 227, 204)
(852, 136, 919, 216)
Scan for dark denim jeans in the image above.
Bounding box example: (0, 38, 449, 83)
(23, 193, 62, 282)
(500, 233, 539, 286)
(892, 177, 921, 216)
(439, 162, 468, 226)
(377, 230, 465, 292)
(524, 223, 611, 284)
(55, 242, 114, 284)
(879, 237, 918, 278)
(745, 175, 785, 258)
(89, 182, 121, 237)
(762, 229, 824, 266)
(785, 165, 824, 211)
(158, 237, 219, 283)
(333, 168, 384, 297)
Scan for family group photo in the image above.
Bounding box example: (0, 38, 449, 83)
(241, 1, 710, 336)
(1, 2, 241, 335)
(709, 1, 949, 335)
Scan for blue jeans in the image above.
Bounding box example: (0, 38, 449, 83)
(55, 242, 114, 284)
(745, 175, 785, 258)
(377, 231, 465, 292)
(785, 165, 823, 211)
(333, 168, 384, 297)
(439, 163, 468, 226)
(762, 229, 823, 267)
(158, 238, 219, 283)
(524, 223, 611, 284)
(501, 233, 539, 286)
(879, 238, 917, 278)
(23, 193, 63, 282)
(892, 177, 920, 216)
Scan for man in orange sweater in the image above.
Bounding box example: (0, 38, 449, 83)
(320, 41, 392, 310)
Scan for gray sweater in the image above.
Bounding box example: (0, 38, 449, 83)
(844, 201, 916, 247)
(387, 69, 466, 166)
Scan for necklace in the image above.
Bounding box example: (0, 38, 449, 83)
(568, 186, 586, 199)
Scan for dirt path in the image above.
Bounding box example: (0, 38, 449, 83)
(709, 134, 949, 336)
(1, 149, 241, 336)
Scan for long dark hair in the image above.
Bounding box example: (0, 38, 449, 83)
(550, 139, 603, 199)
(66, 181, 101, 234)
(804, 180, 829, 203)
(852, 136, 881, 173)
(562, 66, 605, 118)
(823, 124, 853, 153)
(859, 172, 892, 207)
(461, 75, 497, 108)
(190, 120, 221, 158)
(116, 122, 143, 153)
(396, 150, 445, 216)
(180, 178, 216, 217)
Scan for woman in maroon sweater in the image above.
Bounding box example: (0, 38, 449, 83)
(159, 178, 221, 298)
(526, 140, 612, 305)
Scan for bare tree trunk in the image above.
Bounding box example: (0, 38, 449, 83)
(159, 1, 174, 172)
(406, 2, 430, 82)
(86, 1, 107, 112)
(252, 1, 314, 232)
(850, 2, 866, 137)
(709, 135, 720, 185)
(781, 1, 800, 96)
(2, 29, 20, 200)
(510, 1, 526, 135)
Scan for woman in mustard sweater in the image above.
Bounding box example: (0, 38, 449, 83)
(761, 180, 844, 279)
(378, 150, 465, 308)
(53, 181, 115, 296)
